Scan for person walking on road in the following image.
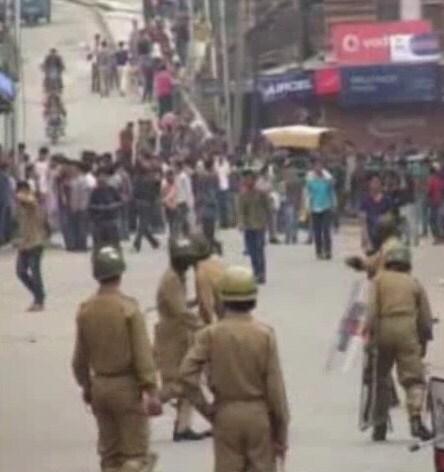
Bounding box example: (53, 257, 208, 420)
(305, 158, 336, 260)
(15, 181, 47, 312)
(114, 41, 129, 96)
(97, 40, 112, 97)
(180, 265, 290, 472)
(72, 246, 160, 472)
(155, 238, 210, 442)
(132, 159, 160, 252)
(153, 62, 174, 118)
(237, 168, 271, 284)
(88, 168, 122, 252)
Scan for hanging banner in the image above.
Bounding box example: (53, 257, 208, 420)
(341, 63, 439, 106)
(331, 20, 432, 65)
(256, 69, 313, 103)
(0, 70, 15, 101)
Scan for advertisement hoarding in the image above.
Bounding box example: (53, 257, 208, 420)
(331, 20, 432, 65)
(340, 63, 439, 106)
(257, 69, 313, 103)
(389, 32, 440, 63)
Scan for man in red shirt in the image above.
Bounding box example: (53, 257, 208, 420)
(153, 63, 173, 118)
(119, 122, 134, 166)
(426, 163, 444, 244)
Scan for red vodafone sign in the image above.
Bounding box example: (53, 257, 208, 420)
(331, 20, 432, 64)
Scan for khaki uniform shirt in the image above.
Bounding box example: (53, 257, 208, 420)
(195, 255, 226, 324)
(237, 189, 271, 230)
(72, 289, 157, 392)
(155, 269, 202, 385)
(180, 312, 290, 443)
(16, 195, 46, 250)
(368, 270, 434, 339)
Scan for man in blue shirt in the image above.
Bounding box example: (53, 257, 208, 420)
(306, 158, 336, 260)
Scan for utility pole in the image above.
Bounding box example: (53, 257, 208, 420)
(218, 0, 233, 151)
(232, 0, 247, 149)
(12, 0, 21, 155)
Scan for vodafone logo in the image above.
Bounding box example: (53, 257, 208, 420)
(343, 34, 360, 53)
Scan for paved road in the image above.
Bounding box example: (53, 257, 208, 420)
(2, 2, 444, 472)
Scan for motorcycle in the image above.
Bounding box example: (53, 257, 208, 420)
(43, 68, 63, 95)
(45, 110, 65, 144)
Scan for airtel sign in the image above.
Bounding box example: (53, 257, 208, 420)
(331, 20, 432, 64)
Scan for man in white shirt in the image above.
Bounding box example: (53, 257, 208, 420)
(34, 147, 50, 199)
(215, 154, 231, 228)
(175, 160, 194, 236)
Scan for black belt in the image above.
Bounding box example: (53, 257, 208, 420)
(94, 371, 132, 378)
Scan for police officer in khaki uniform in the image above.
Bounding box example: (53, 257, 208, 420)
(155, 237, 209, 441)
(368, 244, 434, 442)
(180, 266, 290, 472)
(190, 233, 226, 324)
(72, 246, 159, 472)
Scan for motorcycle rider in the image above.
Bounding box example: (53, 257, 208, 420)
(42, 48, 65, 93)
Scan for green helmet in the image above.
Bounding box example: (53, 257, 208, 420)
(93, 246, 126, 281)
(219, 266, 258, 302)
(190, 233, 212, 261)
(168, 237, 195, 264)
(384, 243, 411, 267)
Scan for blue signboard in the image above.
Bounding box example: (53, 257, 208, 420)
(0, 70, 15, 101)
(341, 63, 439, 106)
(257, 69, 313, 103)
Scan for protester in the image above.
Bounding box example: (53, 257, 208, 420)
(237, 168, 271, 284)
(132, 158, 160, 252)
(359, 173, 394, 253)
(305, 158, 336, 260)
(119, 122, 134, 166)
(426, 163, 444, 244)
(97, 40, 112, 97)
(114, 41, 129, 96)
(161, 168, 179, 237)
(174, 159, 194, 236)
(15, 181, 47, 312)
(88, 167, 122, 251)
(153, 62, 174, 118)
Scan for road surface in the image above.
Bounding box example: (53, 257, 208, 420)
(1, 2, 444, 471)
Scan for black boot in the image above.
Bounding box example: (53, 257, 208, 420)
(372, 423, 388, 442)
(410, 416, 434, 441)
(173, 428, 208, 442)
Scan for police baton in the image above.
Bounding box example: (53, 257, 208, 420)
(409, 434, 444, 452)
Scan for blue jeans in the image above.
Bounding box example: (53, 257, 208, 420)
(133, 203, 159, 250)
(284, 203, 299, 244)
(16, 246, 45, 305)
(244, 229, 266, 282)
(312, 210, 332, 257)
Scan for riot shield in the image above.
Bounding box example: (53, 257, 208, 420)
(430, 377, 444, 472)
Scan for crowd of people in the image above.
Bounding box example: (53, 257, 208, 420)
(87, 7, 188, 116)
(1, 126, 444, 297)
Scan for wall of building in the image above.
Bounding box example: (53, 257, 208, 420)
(323, 102, 444, 149)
